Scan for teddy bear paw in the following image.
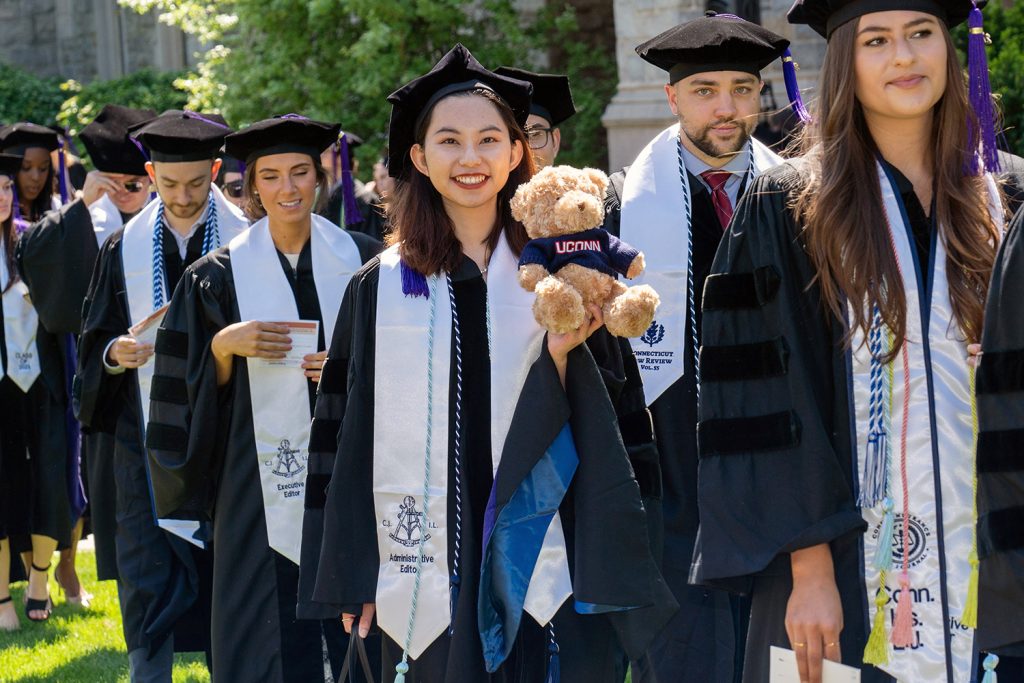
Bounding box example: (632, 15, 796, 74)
(533, 276, 587, 334)
(603, 284, 660, 338)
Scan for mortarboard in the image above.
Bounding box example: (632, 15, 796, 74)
(636, 11, 790, 84)
(129, 110, 232, 163)
(223, 115, 340, 165)
(79, 104, 157, 176)
(0, 153, 22, 178)
(494, 67, 576, 128)
(386, 43, 533, 179)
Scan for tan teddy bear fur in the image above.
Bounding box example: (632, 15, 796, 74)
(511, 165, 659, 337)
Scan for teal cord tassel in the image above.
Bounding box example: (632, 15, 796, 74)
(873, 497, 895, 571)
(982, 653, 999, 683)
(395, 660, 409, 683)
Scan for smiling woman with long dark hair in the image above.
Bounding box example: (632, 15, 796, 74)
(693, 2, 1024, 682)
(298, 44, 674, 682)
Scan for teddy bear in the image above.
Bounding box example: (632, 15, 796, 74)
(512, 165, 659, 338)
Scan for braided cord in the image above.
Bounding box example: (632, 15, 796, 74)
(446, 274, 464, 633)
(397, 274, 440, 680)
(152, 201, 167, 309)
(676, 138, 698, 399)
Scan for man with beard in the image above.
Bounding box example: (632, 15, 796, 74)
(74, 110, 248, 682)
(600, 12, 795, 682)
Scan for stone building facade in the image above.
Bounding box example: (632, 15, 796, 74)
(603, 0, 827, 169)
(0, 0, 197, 83)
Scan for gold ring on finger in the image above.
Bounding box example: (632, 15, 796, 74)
(793, 642, 806, 648)
(826, 642, 838, 647)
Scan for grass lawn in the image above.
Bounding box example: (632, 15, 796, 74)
(0, 549, 209, 683)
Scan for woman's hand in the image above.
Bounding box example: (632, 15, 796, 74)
(787, 544, 843, 683)
(302, 350, 328, 383)
(547, 304, 604, 388)
(210, 321, 291, 386)
(107, 335, 154, 369)
(342, 602, 376, 638)
(967, 343, 983, 369)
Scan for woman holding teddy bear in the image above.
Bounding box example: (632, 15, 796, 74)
(298, 44, 674, 682)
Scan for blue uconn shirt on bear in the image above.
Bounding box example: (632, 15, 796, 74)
(518, 228, 639, 278)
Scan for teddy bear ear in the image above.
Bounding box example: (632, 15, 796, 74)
(510, 185, 529, 221)
(583, 167, 609, 194)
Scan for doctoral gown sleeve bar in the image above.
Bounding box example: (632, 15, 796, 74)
(305, 260, 382, 612)
(975, 203, 1024, 656)
(146, 252, 235, 521)
(74, 231, 130, 433)
(693, 166, 866, 587)
(15, 198, 100, 334)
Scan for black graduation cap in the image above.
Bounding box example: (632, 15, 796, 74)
(636, 11, 790, 84)
(129, 110, 232, 163)
(218, 154, 245, 176)
(788, 0, 985, 38)
(494, 67, 576, 128)
(224, 115, 341, 165)
(0, 153, 22, 178)
(386, 43, 534, 179)
(0, 122, 59, 153)
(79, 104, 157, 175)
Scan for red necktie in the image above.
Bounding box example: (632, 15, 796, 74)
(700, 170, 734, 231)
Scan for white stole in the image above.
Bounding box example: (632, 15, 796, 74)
(372, 234, 572, 659)
(0, 239, 40, 392)
(229, 215, 360, 564)
(849, 165, 1003, 682)
(620, 125, 782, 405)
(123, 184, 246, 545)
(88, 192, 129, 247)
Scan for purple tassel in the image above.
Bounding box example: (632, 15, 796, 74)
(340, 134, 363, 226)
(782, 49, 811, 124)
(967, 3, 1001, 174)
(57, 139, 69, 205)
(401, 260, 429, 298)
(11, 184, 28, 234)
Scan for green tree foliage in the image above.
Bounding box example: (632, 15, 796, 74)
(955, 2, 1024, 155)
(120, 0, 617, 168)
(0, 62, 66, 125)
(57, 69, 190, 137)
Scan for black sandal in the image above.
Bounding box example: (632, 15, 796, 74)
(25, 563, 53, 622)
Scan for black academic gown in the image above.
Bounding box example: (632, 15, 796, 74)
(975, 202, 1024, 667)
(18, 197, 124, 580)
(299, 255, 676, 683)
(320, 181, 389, 243)
(0, 282, 73, 557)
(602, 167, 748, 683)
(75, 225, 217, 657)
(694, 158, 1024, 683)
(145, 233, 381, 683)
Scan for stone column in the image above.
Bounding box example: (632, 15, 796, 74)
(602, 0, 704, 171)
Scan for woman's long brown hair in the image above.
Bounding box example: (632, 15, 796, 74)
(794, 19, 1001, 361)
(387, 88, 536, 276)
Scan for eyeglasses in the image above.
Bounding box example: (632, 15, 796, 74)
(122, 181, 146, 193)
(224, 181, 244, 199)
(526, 126, 553, 150)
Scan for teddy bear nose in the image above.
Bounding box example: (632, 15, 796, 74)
(577, 202, 585, 211)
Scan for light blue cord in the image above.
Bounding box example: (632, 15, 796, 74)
(396, 274, 440, 682)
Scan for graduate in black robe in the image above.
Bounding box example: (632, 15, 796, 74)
(973, 203, 1024, 677)
(0, 150, 74, 623)
(696, 5, 1024, 681)
(18, 105, 157, 587)
(299, 45, 675, 683)
(75, 111, 251, 679)
(601, 14, 798, 682)
(146, 116, 381, 683)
